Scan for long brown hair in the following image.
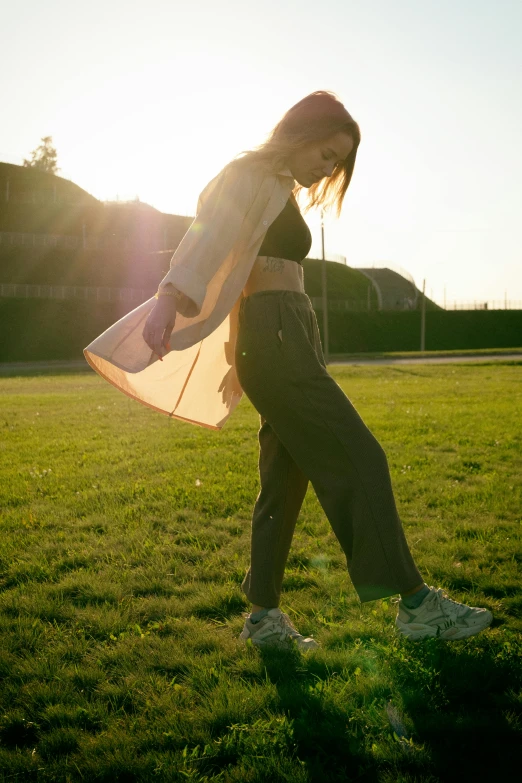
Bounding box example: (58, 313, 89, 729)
(233, 90, 361, 217)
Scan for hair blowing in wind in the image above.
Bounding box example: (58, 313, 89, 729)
(234, 90, 361, 217)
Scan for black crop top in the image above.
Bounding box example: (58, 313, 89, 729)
(258, 195, 312, 264)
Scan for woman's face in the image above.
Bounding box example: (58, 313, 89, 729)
(287, 130, 354, 188)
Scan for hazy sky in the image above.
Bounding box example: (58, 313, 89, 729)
(1, 0, 521, 306)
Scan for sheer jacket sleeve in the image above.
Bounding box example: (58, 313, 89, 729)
(157, 161, 257, 318)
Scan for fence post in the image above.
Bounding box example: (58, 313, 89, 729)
(420, 279, 426, 351)
(320, 208, 329, 364)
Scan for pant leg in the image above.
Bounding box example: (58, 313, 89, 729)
(235, 290, 423, 604)
(241, 413, 310, 607)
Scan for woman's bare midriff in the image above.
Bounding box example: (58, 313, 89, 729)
(242, 256, 305, 298)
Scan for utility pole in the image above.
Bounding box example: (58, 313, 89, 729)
(321, 208, 329, 363)
(420, 278, 426, 351)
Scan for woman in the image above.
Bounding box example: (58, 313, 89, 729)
(97, 91, 494, 650)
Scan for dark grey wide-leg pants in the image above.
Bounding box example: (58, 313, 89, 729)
(235, 289, 423, 606)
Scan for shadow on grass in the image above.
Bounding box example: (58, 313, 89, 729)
(211, 626, 522, 783)
(389, 636, 522, 782)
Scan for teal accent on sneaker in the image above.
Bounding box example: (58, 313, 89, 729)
(401, 584, 430, 609)
(250, 607, 272, 624)
(393, 585, 494, 641)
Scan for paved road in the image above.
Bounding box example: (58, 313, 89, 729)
(331, 353, 522, 366)
(0, 354, 521, 375)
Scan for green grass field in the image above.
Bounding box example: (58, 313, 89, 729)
(0, 362, 521, 782)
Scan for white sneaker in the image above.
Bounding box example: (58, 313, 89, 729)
(239, 608, 320, 651)
(393, 585, 493, 641)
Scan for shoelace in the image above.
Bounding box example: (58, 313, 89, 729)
(242, 610, 303, 640)
(392, 587, 469, 619)
(431, 588, 470, 618)
(276, 612, 302, 641)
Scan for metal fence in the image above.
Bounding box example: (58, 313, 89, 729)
(1, 284, 369, 309)
(0, 231, 86, 249)
(0, 230, 177, 251)
(0, 283, 153, 303)
(440, 300, 522, 310)
(309, 296, 374, 311)
(0, 231, 104, 250)
(1, 284, 371, 310)
(2, 283, 521, 311)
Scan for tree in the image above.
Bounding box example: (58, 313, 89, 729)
(23, 136, 59, 174)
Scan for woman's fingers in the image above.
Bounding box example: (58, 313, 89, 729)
(142, 300, 177, 359)
(161, 316, 176, 352)
(150, 319, 166, 358)
(142, 315, 156, 352)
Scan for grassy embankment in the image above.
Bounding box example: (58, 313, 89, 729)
(1, 363, 521, 781)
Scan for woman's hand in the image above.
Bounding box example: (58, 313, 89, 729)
(142, 296, 178, 360)
(218, 366, 243, 406)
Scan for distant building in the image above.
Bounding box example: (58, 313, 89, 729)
(356, 267, 441, 311)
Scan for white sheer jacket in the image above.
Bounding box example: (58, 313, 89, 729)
(83, 160, 296, 430)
